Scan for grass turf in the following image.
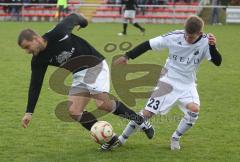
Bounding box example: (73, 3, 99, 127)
(0, 22, 240, 162)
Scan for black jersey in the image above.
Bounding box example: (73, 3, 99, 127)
(122, 0, 138, 10)
(26, 13, 105, 113)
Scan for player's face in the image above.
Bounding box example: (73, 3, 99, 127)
(20, 37, 45, 56)
(184, 32, 202, 44)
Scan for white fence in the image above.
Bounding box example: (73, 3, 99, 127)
(226, 7, 240, 23)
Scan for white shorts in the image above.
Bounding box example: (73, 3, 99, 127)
(124, 10, 136, 19)
(145, 76, 200, 115)
(69, 60, 110, 95)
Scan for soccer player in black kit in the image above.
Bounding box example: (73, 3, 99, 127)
(17, 13, 154, 151)
(118, 0, 145, 36)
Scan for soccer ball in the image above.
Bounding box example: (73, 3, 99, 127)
(90, 121, 114, 144)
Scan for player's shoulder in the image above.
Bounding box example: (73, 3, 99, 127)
(199, 33, 209, 43)
(201, 33, 208, 39)
(162, 30, 184, 38)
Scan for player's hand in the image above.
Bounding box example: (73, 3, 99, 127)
(208, 33, 216, 45)
(21, 113, 32, 128)
(76, 25, 81, 31)
(114, 56, 128, 65)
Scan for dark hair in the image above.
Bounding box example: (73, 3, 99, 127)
(185, 15, 204, 34)
(18, 29, 38, 46)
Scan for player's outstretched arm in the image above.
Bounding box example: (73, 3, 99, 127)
(64, 13, 88, 28)
(208, 33, 222, 66)
(114, 41, 151, 65)
(22, 62, 48, 129)
(125, 41, 151, 59)
(54, 13, 88, 35)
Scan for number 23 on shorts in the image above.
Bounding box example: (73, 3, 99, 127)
(147, 98, 161, 110)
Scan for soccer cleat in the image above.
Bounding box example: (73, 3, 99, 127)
(139, 120, 155, 139)
(100, 135, 120, 151)
(170, 137, 181, 150)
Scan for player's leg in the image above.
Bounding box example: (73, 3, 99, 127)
(69, 61, 105, 131)
(118, 18, 128, 36)
(118, 80, 176, 145)
(171, 87, 200, 150)
(68, 92, 99, 130)
(118, 109, 154, 145)
(58, 5, 64, 21)
(132, 20, 145, 34)
(123, 18, 128, 35)
(171, 103, 199, 150)
(118, 10, 130, 36)
(129, 11, 145, 34)
(88, 60, 145, 126)
(93, 92, 155, 150)
(93, 92, 148, 126)
(78, 60, 148, 150)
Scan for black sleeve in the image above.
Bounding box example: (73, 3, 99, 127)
(209, 45, 222, 66)
(45, 13, 88, 40)
(25, 61, 48, 113)
(125, 41, 152, 59)
(57, 13, 88, 31)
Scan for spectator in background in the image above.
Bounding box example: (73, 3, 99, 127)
(23, 0, 31, 3)
(38, 0, 45, 3)
(116, 0, 122, 4)
(138, 0, 147, 15)
(107, 0, 116, 4)
(10, 0, 22, 21)
(210, 0, 221, 25)
(46, 0, 57, 3)
(30, 0, 38, 3)
(2, 0, 11, 14)
(56, 0, 68, 21)
(230, 0, 240, 5)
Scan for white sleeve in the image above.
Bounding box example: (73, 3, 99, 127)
(149, 36, 168, 52)
(204, 44, 212, 61)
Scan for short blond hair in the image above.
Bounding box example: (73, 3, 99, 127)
(184, 15, 204, 34)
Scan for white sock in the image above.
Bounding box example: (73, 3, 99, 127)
(119, 120, 138, 144)
(172, 117, 192, 139)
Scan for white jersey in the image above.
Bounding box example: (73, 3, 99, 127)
(149, 30, 212, 85)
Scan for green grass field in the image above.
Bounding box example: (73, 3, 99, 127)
(0, 22, 240, 162)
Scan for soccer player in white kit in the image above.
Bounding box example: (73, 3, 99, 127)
(114, 15, 222, 150)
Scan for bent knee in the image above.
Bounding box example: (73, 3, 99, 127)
(96, 100, 113, 112)
(186, 103, 200, 113)
(68, 107, 78, 116)
(142, 110, 154, 119)
(68, 109, 82, 121)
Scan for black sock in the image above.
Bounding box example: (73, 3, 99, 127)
(133, 23, 144, 31)
(113, 101, 144, 125)
(79, 111, 98, 131)
(123, 23, 128, 34)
